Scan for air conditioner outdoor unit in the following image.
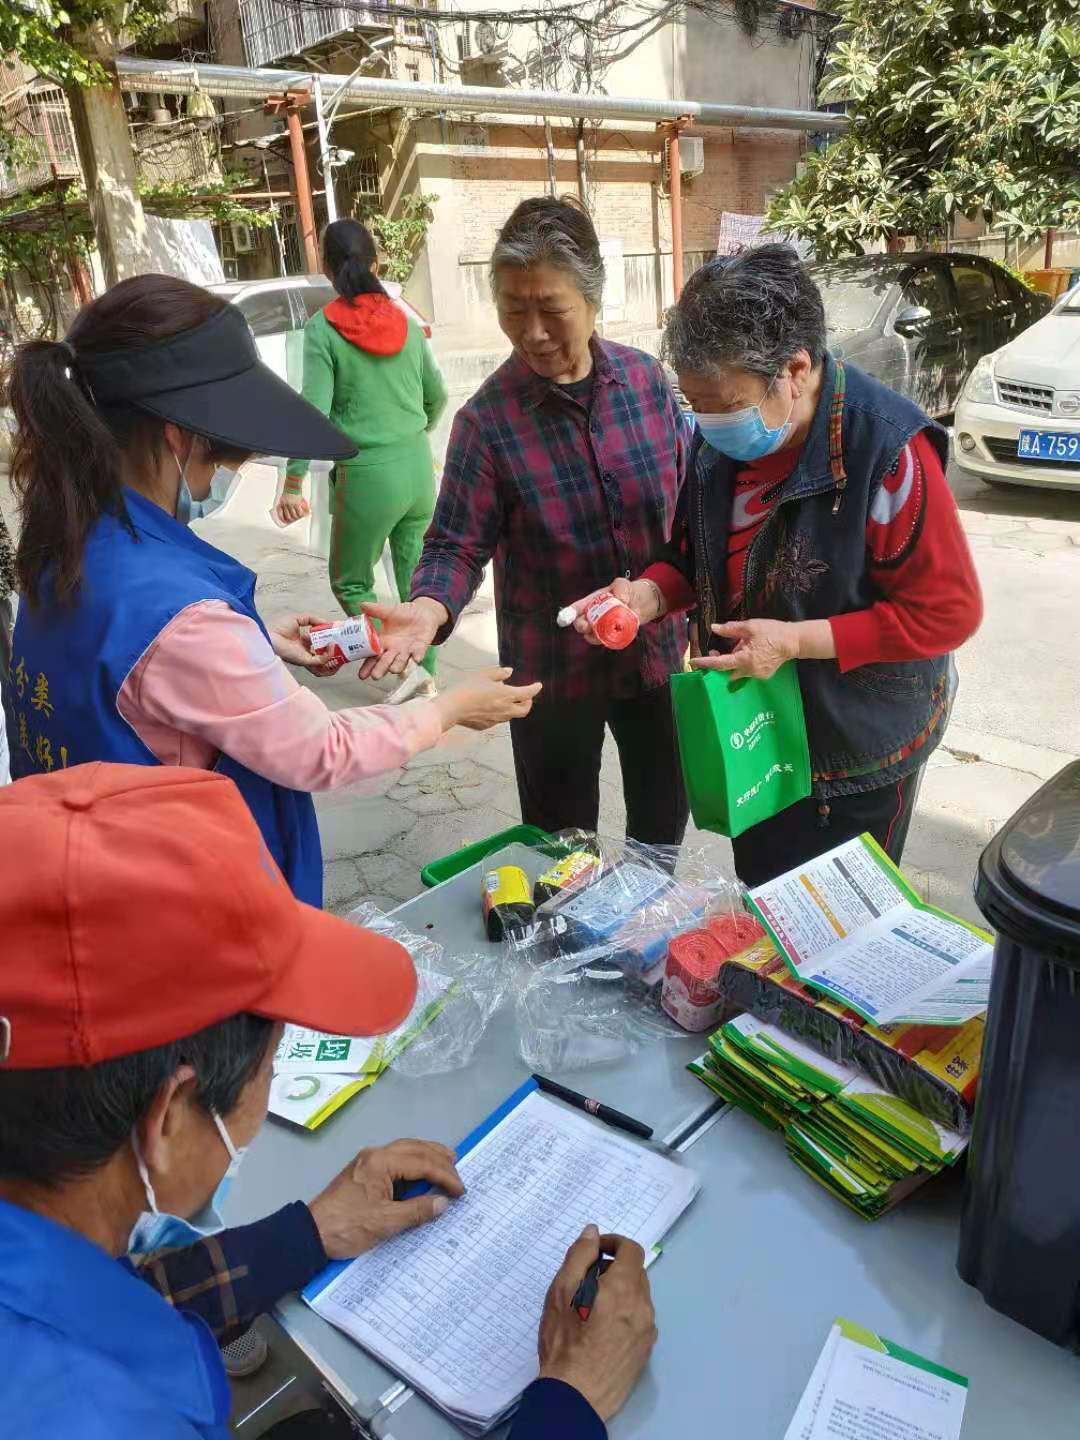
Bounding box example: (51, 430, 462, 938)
(230, 221, 255, 254)
(680, 136, 705, 179)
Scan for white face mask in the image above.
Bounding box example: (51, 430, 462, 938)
(128, 1110, 247, 1254)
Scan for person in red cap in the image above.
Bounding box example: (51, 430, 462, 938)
(0, 764, 656, 1440)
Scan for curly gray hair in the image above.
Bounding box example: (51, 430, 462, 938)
(490, 196, 605, 308)
(663, 244, 827, 377)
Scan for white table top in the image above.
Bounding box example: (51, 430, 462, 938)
(226, 863, 1080, 1438)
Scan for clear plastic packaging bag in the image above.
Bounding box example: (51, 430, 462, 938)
(345, 902, 511, 1077)
(506, 832, 745, 1071)
(506, 830, 744, 985)
(515, 961, 687, 1071)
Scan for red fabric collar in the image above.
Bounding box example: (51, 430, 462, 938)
(324, 295, 408, 355)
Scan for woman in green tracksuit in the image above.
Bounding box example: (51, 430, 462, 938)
(277, 219, 448, 702)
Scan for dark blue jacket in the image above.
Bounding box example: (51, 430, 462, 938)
(671, 355, 953, 798)
(9, 488, 323, 904)
(0, 1201, 604, 1440)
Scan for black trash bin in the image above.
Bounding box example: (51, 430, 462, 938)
(958, 760, 1080, 1347)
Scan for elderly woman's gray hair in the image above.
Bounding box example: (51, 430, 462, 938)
(490, 196, 605, 308)
(663, 244, 827, 378)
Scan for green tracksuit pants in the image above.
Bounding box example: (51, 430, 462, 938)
(328, 431, 437, 676)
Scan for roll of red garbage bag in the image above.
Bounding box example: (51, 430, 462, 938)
(662, 928, 730, 1032)
(585, 592, 640, 650)
(706, 910, 767, 954)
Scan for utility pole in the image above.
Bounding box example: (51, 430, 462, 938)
(313, 78, 338, 225)
(664, 119, 689, 303)
(66, 22, 148, 287)
(266, 90, 319, 274)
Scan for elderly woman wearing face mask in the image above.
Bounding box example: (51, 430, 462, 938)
(569, 245, 983, 886)
(364, 197, 691, 847)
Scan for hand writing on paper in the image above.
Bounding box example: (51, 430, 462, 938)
(308, 1140, 465, 1260)
(537, 1227, 658, 1422)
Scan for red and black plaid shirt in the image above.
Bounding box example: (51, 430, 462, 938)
(126, 1201, 325, 1346)
(411, 339, 689, 702)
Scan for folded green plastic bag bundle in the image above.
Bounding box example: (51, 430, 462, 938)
(670, 663, 811, 838)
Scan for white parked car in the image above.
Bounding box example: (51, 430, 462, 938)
(954, 282, 1080, 490)
(208, 273, 432, 388)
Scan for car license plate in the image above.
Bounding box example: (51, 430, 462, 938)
(1017, 430, 1080, 462)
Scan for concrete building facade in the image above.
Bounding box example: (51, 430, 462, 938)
(213, 0, 828, 349)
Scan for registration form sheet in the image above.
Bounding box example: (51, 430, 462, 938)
(306, 1086, 698, 1433)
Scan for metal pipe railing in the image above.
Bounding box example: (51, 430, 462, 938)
(114, 57, 849, 134)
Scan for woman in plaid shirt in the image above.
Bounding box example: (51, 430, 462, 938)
(363, 198, 691, 846)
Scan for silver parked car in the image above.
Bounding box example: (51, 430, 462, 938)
(807, 254, 1048, 418)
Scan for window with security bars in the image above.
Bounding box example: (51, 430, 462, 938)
(337, 151, 382, 214)
(276, 196, 329, 276)
(403, 0, 436, 37)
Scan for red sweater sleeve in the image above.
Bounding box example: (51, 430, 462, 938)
(641, 560, 697, 615)
(829, 430, 983, 673)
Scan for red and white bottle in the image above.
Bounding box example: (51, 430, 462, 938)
(557, 592, 640, 651)
(308, 616, 382, 665)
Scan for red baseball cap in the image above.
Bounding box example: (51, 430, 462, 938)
(0, 764, 418, 1069)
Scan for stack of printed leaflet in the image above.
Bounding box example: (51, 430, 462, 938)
(714, 833, 993, 1133)
(690, 1013, 968, 1218)
(269, 971, 452, 1131)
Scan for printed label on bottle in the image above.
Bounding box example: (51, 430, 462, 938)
(585, 593, 623, 624)
(309, 617, 381, 661)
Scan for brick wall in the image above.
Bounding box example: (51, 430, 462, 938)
(415, 120, 803, 340)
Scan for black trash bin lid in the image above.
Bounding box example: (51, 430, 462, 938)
(977, 761, 1080, 959)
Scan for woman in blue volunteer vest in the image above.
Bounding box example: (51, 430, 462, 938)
(4, 276, 540, 905)
(567, 246, 983, 885)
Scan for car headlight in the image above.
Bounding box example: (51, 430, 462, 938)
(963, 354, 998, 404)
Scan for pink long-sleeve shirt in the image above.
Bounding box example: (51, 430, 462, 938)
(117, 600, 443, 788)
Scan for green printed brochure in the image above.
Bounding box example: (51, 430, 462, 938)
(785, 1318, 968, 1440)
(269, 971, 452, 1131)
(747, 833, 994, 1026)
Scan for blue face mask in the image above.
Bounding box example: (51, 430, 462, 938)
(128, 1111, 246, 1254)
(172, 444, 240, 527)
(190, 466, 240, 522)
(692, 376, 795, 461)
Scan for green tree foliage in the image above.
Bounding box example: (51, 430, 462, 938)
(768, 1, 1080, 257)
(0, 173, 271, 286)
(0, 0, 166, 91)
(360, 193, 437, 283)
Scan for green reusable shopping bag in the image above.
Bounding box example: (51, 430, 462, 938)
(670, 662, 812, 838)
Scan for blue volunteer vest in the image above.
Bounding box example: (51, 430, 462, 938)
(10, 488, 323, 905)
